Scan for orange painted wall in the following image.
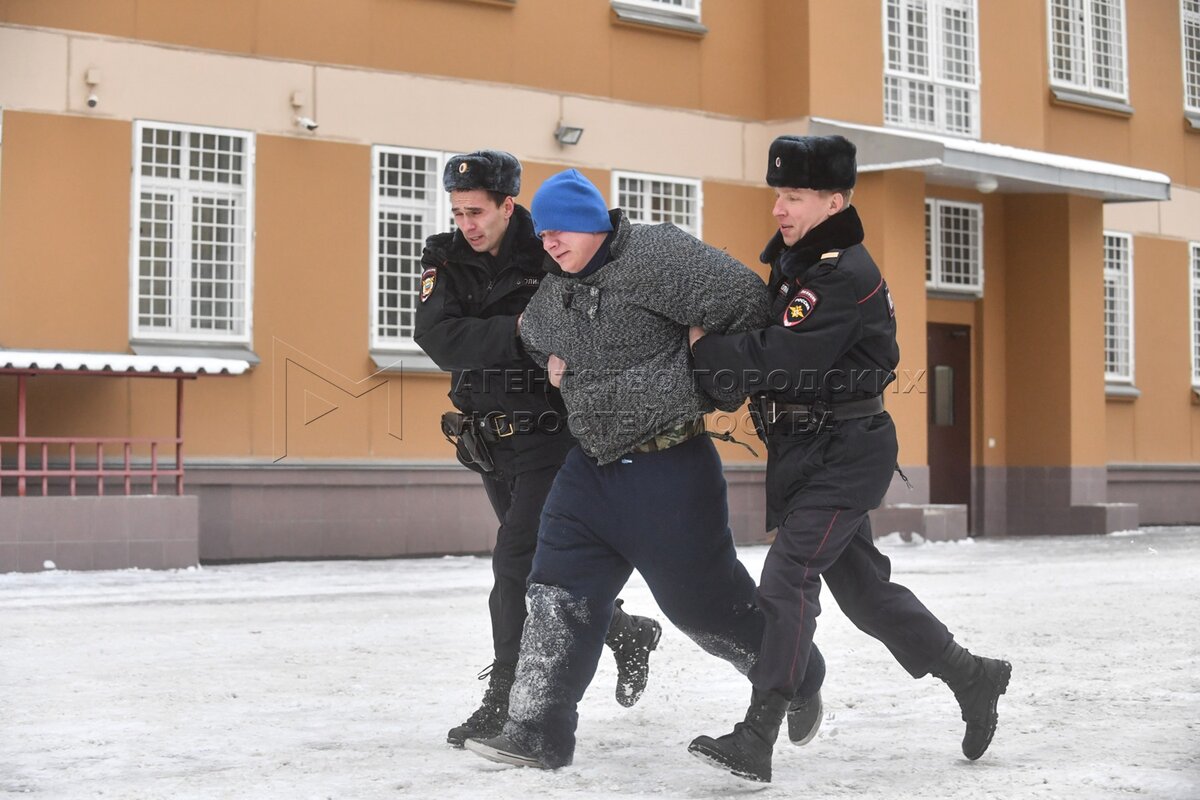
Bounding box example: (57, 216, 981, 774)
(978, 0, 1047, 149)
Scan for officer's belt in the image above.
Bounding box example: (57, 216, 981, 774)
(629, 418, 706, 454)
(756, 395, 884, 434)
(460, 411, 561, 443)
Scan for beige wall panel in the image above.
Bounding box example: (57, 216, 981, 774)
(978, 0, 1046, 149)
(67, 37, 314, 133)
(1127, 237, 1194, 462)
(1157, 185, 1200, 241)
(255, 0, 372, 68)
(0, 26, 68, 110)
(1104, 198, 1163, 238)
(0, 0, 135, 38)
(0, 113, 130, 351)
(1125, 1, 1187, 179)
(316, 66, 560, 158)
(135, 0, 258, 55)
(699, 0, 768, 120)
(610, 26, 702, 109)
(855, 169, 927, 465)
(763, 0, 810, 120)
(367, 0, 517, 82)
(808, 0, 882, 126)
(512, 0, 612, 99)
(560, 96, 746, 180)
(1105, 400, 1136, 462)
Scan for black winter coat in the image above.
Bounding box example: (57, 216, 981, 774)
(414, 205, 574, 475)
(692, 206, 899, 526)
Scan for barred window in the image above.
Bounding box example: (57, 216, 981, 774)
(1190, 243, 1200, 387)
(1103, 232, 1134, 383)
(1184, 0, 1200, 112)
(131, 122, 253, 342)
(884, 0, 980, 138)
(1049, 0, 1128, 99)
(372, 146, 453, 347)
(925, 199, 983, 294)
(617, 0, 701, 18)
(614, 171, 702, 238)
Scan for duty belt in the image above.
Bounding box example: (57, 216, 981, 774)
(630, 418, 706, 454)
(445, 411, 562, 443)
(751, 395, 885, 436)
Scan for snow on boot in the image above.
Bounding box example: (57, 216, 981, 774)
(688, 689, 790, 783)
(604, 600, 662, 708)
(931, 640, 1012, 760)
(464, 734, 553, 769)
(446, 661, 516, 748)
(786, 689, 822, 746)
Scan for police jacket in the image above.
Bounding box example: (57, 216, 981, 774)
(414, 204, 573, 474)
(692, 206, 899, 524)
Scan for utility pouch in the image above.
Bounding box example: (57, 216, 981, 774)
(440, 411, 495, 474)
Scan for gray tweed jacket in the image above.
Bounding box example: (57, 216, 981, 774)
(520, 210, 769, 465)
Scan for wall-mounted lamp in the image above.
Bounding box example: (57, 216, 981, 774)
(554, 123, 584, 146)
(975, 176, 999, 194)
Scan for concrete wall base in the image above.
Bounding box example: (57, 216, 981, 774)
(870, 503, 969, 541)
(1108, 465, 1200, 525)
(0, 496, 199, 573)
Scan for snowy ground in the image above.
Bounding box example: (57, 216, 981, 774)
(2, 528, 1198, 800)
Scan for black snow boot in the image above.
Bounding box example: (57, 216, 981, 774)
(604, 600, 662, 708)
(930, 640, 1012, 760)
(688, 688, 790, 783)
(446, 661, 516, 748)
(786, 689, 822, 746)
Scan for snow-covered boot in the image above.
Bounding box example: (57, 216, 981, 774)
(464, 734, 554, 769)
(688, 688, 790, 783)
(446, 661, 516, 748)
(604, 600, 662, 708)
(786, 689, 822, 745)
(930, 641, 1011, 760)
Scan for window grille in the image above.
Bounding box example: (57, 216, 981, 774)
(925, 199, 983, 294)
(1184, 0, 1200, 112)
(614, 172, 702, 238)
(1049, 0, 1128, 99)
(884, 0, 980, 137)
(372, 147, 452, 348)
(1103, 232, 1134, 383)
(1190, 243, 1200, 386)
(131, 122, 253, 342)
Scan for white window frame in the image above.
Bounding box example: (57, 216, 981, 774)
(925, 198, 984, 295)
(370, 145, 453, 352)
(1183, 0, 1200, 115)
(1048, 0, 1129, 101)
(883, 0, 981, 138)
(1190, 242, 1200, 388)
(612, 170, 703, 239)
(615, 0, 701, 20)
(129, 120, 255, 345)
(1103, 231, 1134, 385)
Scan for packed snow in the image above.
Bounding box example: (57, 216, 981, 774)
(2, 528, 1198, 799)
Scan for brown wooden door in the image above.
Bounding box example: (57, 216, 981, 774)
(927, 323, 971, 506)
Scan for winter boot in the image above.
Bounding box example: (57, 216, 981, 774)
(688, 688, 791, 783)
(464, 734, 553, 769)
(930, 640, 1012, 760)
(446, 661, 516, 748)
(786, 689, 822, 746)
(604, 600, 662, 708)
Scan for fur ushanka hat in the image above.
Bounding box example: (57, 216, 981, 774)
(766, 135, 857, 190)
(443, 150, 522, 196)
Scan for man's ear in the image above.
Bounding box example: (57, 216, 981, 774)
(502, 195, 516, 219)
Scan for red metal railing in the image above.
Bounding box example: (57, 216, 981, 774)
(0, 373, 188, 498)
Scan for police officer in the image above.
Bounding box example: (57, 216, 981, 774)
(414, 151, 661, 749)
(686, 135, 1012, 783)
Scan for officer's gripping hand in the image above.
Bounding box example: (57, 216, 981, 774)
(688, 325, 707, 351)
(547, 354, 567, 388)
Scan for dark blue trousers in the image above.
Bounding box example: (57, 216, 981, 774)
(503, 435, 824, 768)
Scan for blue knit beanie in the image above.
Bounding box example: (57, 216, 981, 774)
(530, 169, 614, 235)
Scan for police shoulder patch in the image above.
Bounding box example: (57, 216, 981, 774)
(783, 288, 819, 327)
(419, 267, 437, 302)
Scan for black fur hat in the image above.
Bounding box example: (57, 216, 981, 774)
(443, 150, 521, 196)
(766, 135, 857, 190)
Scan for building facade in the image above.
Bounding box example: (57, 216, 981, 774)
(1, 0, 1198, 569)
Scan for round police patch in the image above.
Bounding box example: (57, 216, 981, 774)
(783, 288, 818, 327)
(419, 268, 437, 303)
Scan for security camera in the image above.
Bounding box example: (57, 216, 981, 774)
(294, 116, 318, 132)
(86, 93, 99, 108)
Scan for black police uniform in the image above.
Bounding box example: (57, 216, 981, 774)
(692, 204, 953, 696)
(415, 204, 574, 666)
